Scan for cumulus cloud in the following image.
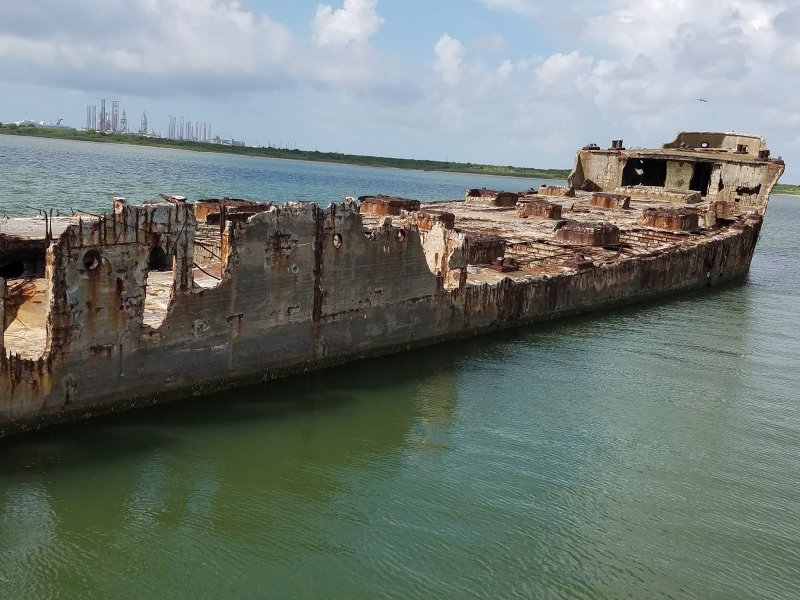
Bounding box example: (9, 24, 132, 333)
(476, 0, 543, 16)
(0, 0, 392, 94)
(464, 0, 800, 174)
(471, 32, 508, 55)
(497, 59, 514, 78)
(434, 35, 466, 84)
(312, 0, 385, 47)
(0, 0, 293, 94)
(771, 5, 800, 71)
(587, 0, 780, 64)
(2, 0, 800, 179)
(534, 50, 592, 88)
(585, 55, 672, 116)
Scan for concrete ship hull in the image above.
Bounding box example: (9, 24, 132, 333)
(0, 132, 784, 437)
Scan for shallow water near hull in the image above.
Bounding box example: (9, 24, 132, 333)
(1, 136, 799, 599)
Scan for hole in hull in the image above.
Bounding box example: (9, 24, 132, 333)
(0, 260, 25, 279)
(621, 159, 667, 187)
(148, 246, 171, 271)
(143, 245, 174, 330)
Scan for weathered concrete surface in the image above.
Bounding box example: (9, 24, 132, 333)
(590, 192, 631, 211)
(406, 208, 456, 232)
(0, 131, 785, 437)
(517, 199, 562, 220)
(0, 278, 5, 356)
(466, 189, 519, 207)
(539, 186, 576, 198)
(554, 221, 621, 246)
(195, 198, 268, 223)
(569, 131, 784, 216)
(359, 195, 421, 216)
(640, 208, 700, 232)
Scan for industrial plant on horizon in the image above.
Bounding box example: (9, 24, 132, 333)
(84, 98, 243, 146)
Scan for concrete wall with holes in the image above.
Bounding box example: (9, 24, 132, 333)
(0, 200, 462, 429)
(0, 197, 769, 436)
(570, 150, 783, 209)
(662, 132, 765, 154)
(0, 277, 5, 356)
(0, 201, 195, 423)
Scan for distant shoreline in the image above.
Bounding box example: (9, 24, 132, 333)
(774, 184, 800, 196)
(0, 125, 569, 180)
(3, 125, 796, 194)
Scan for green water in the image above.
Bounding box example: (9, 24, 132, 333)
(1, 136, 799, 598)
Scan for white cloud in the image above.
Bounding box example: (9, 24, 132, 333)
(2, 0, 800, 180)
(773, 39, 800, 71)
(497, 59, 514, 79)
(466, 0, 800, 176)
(476, 0, 543, 16)
(585, 55, 671, 115)
(534, 51, 592, 88)
(0, 0, 293, 93)
(586, 0, 781, 63)
(312, 0, 384, 47)
(0, 0, 395, 93)
(434, 35, 466, 84)
(471, 33, 508, 55)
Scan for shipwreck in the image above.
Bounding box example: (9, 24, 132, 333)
(0, 132, 785, 436)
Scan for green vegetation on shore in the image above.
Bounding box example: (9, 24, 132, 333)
(0, 123, 570, 180)
(774, 183, 800, 196)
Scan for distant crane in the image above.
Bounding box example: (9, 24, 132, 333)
(56, 118, 63, 126)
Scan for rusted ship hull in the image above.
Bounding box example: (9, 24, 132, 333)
(0, 132, 784, 437)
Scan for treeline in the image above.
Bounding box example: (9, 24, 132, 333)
(0, 123, 570, 180)
(774, 183, 800, 196)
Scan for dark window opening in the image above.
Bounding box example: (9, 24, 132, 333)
(0, 246, 47, 279)
(621, 159, 667, 187)
(83, 250, 103, 271)
(689, 162, 714, 196)
(148, 246, 171, 271)
(0, 260, 25, 279)
(736, 183, 761, 196)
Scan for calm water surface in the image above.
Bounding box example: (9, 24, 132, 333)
(1, 135, 799, 599)
(0, 134, 553, 215)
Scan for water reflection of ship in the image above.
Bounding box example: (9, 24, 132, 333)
(0, 345, 463, 579)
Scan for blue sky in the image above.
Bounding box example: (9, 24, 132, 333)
(0, 0, 798, 180)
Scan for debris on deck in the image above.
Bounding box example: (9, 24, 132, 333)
(0, 131, 785, 437)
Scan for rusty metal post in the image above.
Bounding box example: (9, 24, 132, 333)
(173, 203, 196, 293)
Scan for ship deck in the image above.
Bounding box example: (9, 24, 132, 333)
(1, 189, 751, 359)
(0, 215, 84, 240)
(363, 190, 733, 287)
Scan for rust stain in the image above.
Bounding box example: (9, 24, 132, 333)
(0, 130, 787, 438)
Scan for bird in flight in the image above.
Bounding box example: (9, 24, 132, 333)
(696, 98, 708, 102)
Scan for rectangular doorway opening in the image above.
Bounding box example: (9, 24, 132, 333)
(622, 159, 668, 187)
(1, 244, 49, 360)
(689, 162, 714, 196)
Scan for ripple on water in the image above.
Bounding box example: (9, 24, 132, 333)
(0, 140, 799, 599)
